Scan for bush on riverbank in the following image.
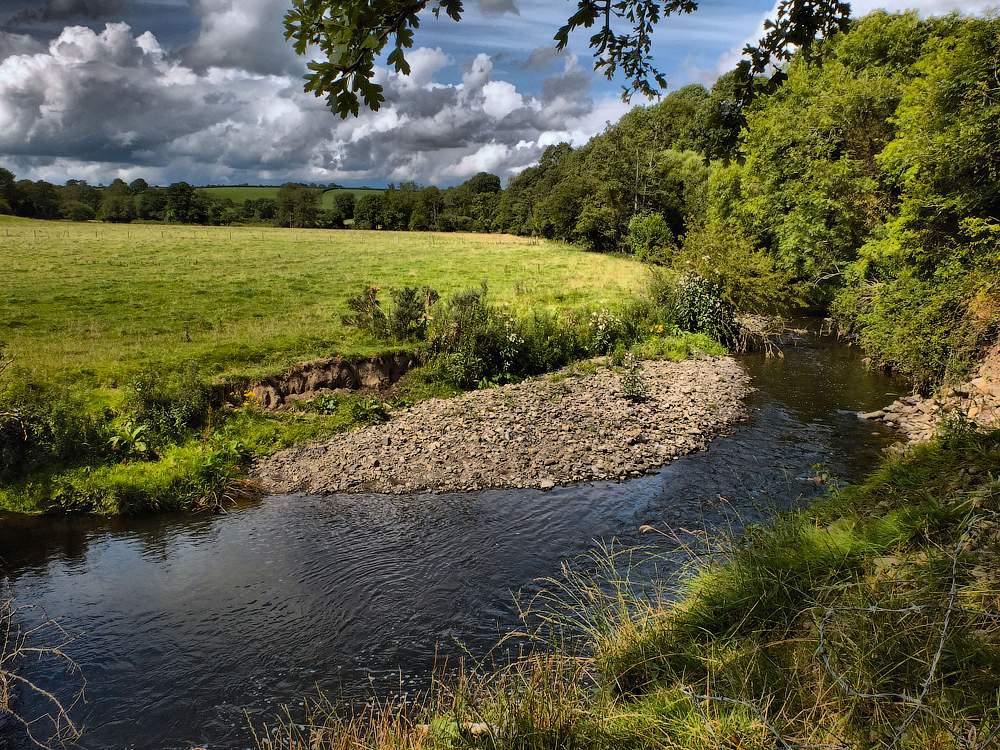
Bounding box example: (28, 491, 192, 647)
(350, 273, 738, 389)
(256, 425, 1000, 749)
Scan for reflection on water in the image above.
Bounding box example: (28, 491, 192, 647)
(0, 338, 903, 750)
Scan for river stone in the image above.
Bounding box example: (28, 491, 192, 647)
(254, 357, 752, 495)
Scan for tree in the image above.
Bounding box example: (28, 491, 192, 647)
(736, 11, 930, 301)
(0, 168, 15, 208)
(625, 211, 674, 262)
(14, 180, 60, 219)
(284, 0, 850, 117)
(275, 183, 320, 227)
(61, 180, 101, 213)
(379, 183, 418, 230)
(99, 180, 136, 223)
(129, 178, 149, 194)
(354, 193, 383, 229)
(692, 70, 747, 162)
(136, 189, 167, 220)
(98, 193, 136, 223)
(463, 172, 501, 196)
(333, 192, 355, 221)
(61, 201, 96, 221)
(833, 14, 1000, 388)
(165, 182, 197, 223)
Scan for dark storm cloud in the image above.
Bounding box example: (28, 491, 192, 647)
(4, 0, 127, 27)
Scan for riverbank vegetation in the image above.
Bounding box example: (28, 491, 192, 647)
(256, 425, 1000, 749)
(1, 220, 739, 514)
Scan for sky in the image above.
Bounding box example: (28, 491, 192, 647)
(0, 0, 993, 187)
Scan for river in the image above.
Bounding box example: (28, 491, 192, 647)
(0, 336, 903, 749)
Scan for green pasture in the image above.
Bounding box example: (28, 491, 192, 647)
(0, 216, 645, 386)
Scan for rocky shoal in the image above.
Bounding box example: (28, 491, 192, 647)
(861, 343, 1000, 442)
(254, 356, 752, 495)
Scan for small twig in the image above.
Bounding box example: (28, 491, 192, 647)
(0, 592, 84, 749)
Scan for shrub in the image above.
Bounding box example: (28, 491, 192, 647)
(619, 353, 649, 402)
(388, 286, 439, 341)
(124, 364, 212, 444)
(625, 211, 675, 263)
(587, 308, 623, 355)
(348, 396, 390, 425)
(342, 286, 387, 339)
(343, 285, 440, 342)
(0, 380, 106, 482)
(674, 220, 803, 313)
(669, 274, 740, 346)
(43, 438, 250, 514)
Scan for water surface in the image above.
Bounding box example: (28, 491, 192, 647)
(0, 338, 904, 749)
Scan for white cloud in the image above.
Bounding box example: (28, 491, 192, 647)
(0, 25, 622, 186)
(481, 80, 523, 119)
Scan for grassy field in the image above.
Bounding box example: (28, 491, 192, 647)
(196, 185, 384, 208)
(0, 216, 653, 515)
(0, 216, 645, 385)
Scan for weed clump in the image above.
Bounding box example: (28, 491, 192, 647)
(619, 353, 649, 402)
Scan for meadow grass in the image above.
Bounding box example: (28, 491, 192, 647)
(0, 216, 645, 385)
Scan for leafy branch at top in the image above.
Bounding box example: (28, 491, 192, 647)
(284, 0, 853, 118)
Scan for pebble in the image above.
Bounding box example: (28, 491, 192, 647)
(254, 357, 752, 495)
(860, 343, 1000, 443)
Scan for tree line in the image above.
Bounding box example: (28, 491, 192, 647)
(356, 10, 996, 392)
(0, 175, 364, 228)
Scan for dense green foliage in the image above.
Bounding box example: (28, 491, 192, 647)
(0, 176, 378, 228)
(341, 271, 734, 390)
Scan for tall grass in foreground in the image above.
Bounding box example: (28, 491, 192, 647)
(256, 426, 1000, 749)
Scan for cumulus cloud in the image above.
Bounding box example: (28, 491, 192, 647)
(0, 30, 45, 59)
(0, 22, 623, 186)
(183, 0, 299, 75)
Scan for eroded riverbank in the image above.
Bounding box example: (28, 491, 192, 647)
(254, 356, 751, 494)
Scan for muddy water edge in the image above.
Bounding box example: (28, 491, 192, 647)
(0, 333, 904, 750)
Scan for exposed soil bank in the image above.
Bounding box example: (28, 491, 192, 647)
(254, 357, 751, 494)
(250, 352, 418, 408)
(861, 343, 1000, 441)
